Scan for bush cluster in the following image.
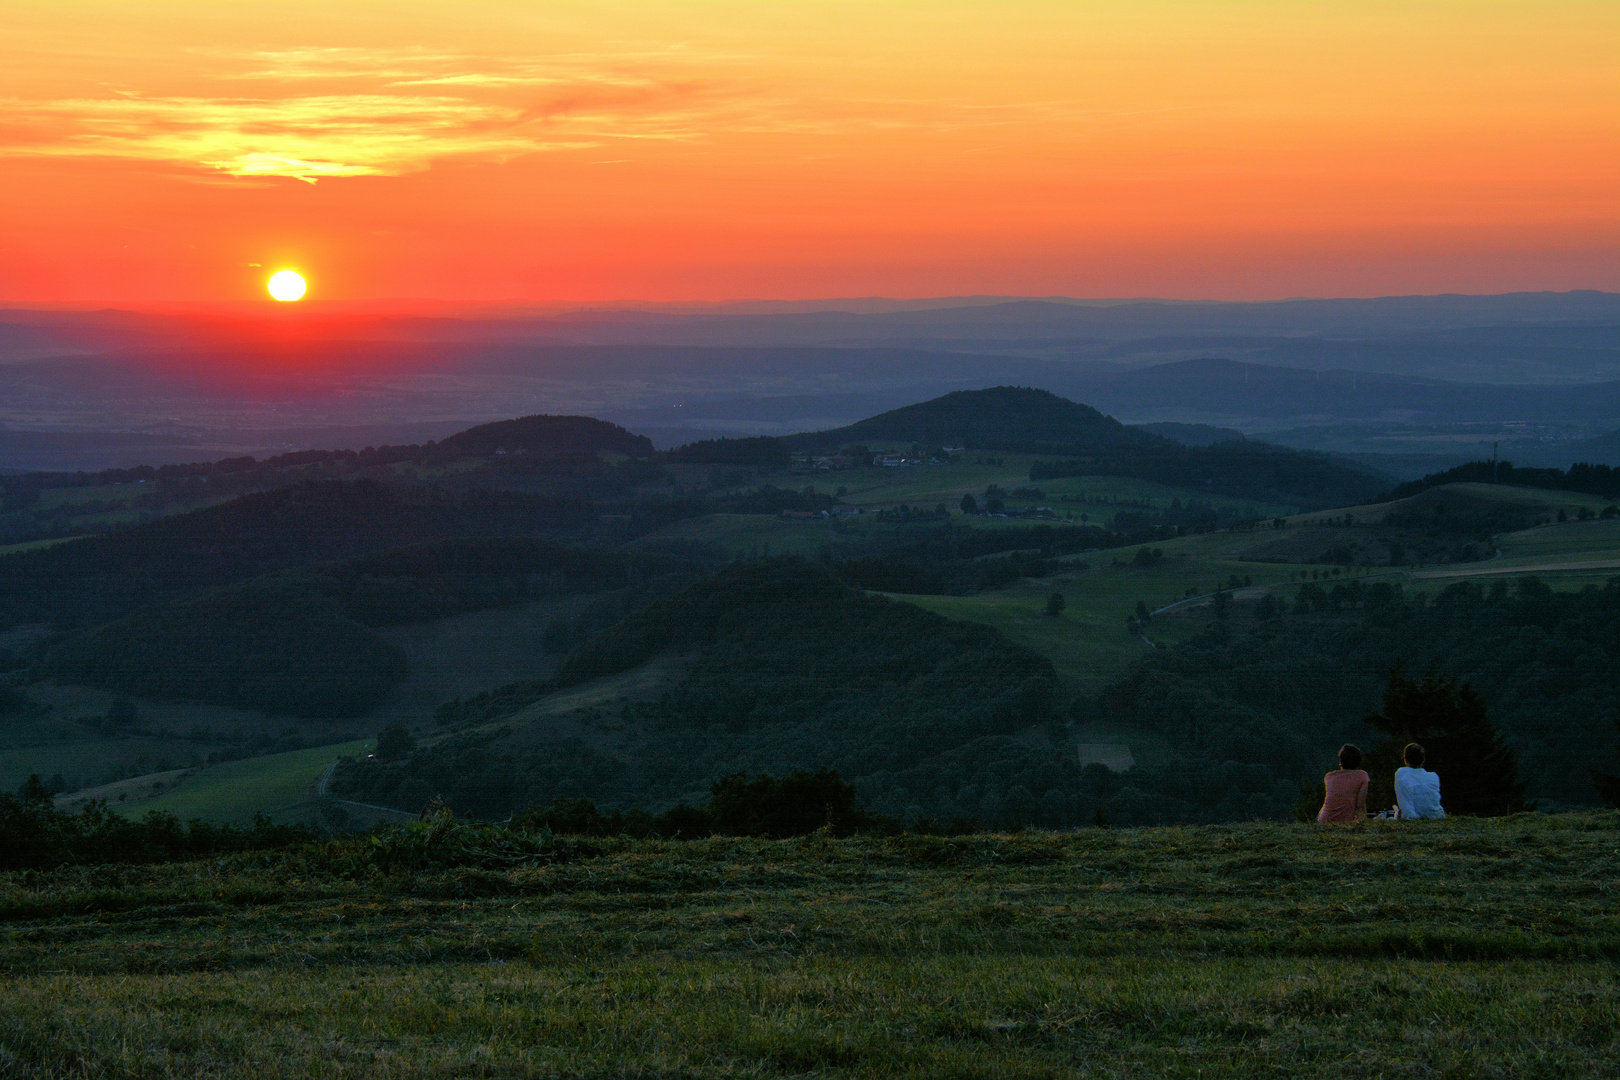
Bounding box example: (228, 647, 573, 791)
(0, 776, 317, 871)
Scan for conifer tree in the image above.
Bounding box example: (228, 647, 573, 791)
(1364, 664, 1526, 816)
(1590, 707, 1620, 808)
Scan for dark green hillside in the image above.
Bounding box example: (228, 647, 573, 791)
(433, 414, 654, 458)
(313, 538, 698, 626)
(664, 435, 790, 471)
(333, 559, 1060, 817)
(1385, 459, 1620, 501)
(1382, 484, 1551, 536)
(783, 386, 1150, 452)
(551, 558, 1052, 691)
(0, 413, 656, 546)
(0, 480, 595, 631)
(1106, 576, 1620, 810)
(1031, 440, 1384, 510)
(42, 582, 407, 718)
(40, 540, 700, 717)
(778, 385, 1384, 510)
(1131, 420, 1247, 446)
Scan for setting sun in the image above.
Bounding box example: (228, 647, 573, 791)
(267, 270, 306, 302)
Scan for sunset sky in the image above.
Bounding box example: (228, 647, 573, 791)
(1, 1, 1615, 304)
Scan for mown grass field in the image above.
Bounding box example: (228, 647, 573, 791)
(892, 554, 1300, 692)
(0, 812, 1615, 1078)
(1490, 517, 1620, 564)
(638, 463, 1303, 559)
(133, 739, 371, 826)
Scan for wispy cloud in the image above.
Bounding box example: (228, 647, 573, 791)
(0, 42, 1133, 182)
(1, 92, 587, 181)
(0, 42, 742, 180)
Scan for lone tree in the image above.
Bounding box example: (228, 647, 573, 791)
(1363, 664, 1526, 816)
(1045, 593, 1066, 617)
(959, 493, 978, 514)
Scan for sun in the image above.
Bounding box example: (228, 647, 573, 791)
(267, 270, 307, 302)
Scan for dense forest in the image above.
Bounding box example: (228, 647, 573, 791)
(1387, 460, 1620, 501)
(1105, 575, 1620, 812)
(40, 540, 702, 716)
(336, 566, 1620, 828)
(330, 560, 1061, 817)
(0, 480, 599, 630)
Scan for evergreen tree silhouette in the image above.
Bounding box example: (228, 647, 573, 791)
(1363, 664, 1526, 816)
(1590, 707, 1620, 808)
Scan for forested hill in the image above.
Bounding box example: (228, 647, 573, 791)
(434, 415, 653, 459)
(550, 558, 1056, 692)
(781, 387, 1153, 453)
(778, 386, 1385, 510)
(1105, 575, 1620, 813)
(338, 559, 1062, 818)
(0, 480, 595, 631)
(41, 539, 700, 718)
(1383, 460, 1620, 501)
(2, 413, 654, 499)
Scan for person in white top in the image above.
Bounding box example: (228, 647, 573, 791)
(1395, 742, 1445, 819)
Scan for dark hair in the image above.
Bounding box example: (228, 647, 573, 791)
(1338, 743, 1363, 770)
(1403, 742, 1425, 768)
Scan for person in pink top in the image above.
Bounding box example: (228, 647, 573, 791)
(1317, 743, 1369, 824)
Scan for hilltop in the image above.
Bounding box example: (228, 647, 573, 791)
(778, 386, 1384, 509)
(434, 413, 654, 458)
(781, 386, 1152, 453)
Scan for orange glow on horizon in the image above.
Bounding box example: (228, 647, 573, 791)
(0, 2, 1615, 303)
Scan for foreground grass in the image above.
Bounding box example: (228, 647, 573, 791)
(1, 812, 1616, 1078)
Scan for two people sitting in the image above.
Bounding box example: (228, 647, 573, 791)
(1317, 742, 1446, 824)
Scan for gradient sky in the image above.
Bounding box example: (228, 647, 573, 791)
(1, 1, 1616, 303)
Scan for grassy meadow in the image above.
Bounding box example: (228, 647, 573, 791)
(822, 456, 1296, 520)
(130, 739, 372, 826)
(0, 812, 1615, 1078)
(636, 461, 1303, 560)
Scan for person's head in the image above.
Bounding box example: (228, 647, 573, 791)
(1403, 742, 1425, 768)
(1338, 743, 1363, 770)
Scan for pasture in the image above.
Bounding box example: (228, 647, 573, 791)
(132, 739, 373, 826)
(0, 812, 1614, 1078)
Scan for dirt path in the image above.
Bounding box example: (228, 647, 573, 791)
(313, 758, 415, 818)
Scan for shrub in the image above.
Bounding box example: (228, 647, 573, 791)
(0, 776, 317, 871)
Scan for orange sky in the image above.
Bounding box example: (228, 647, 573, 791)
(0, 1, 1615, 303)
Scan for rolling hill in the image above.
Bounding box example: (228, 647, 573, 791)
(331, 559, 1065, 820)
(782, 386, 1154, 453)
